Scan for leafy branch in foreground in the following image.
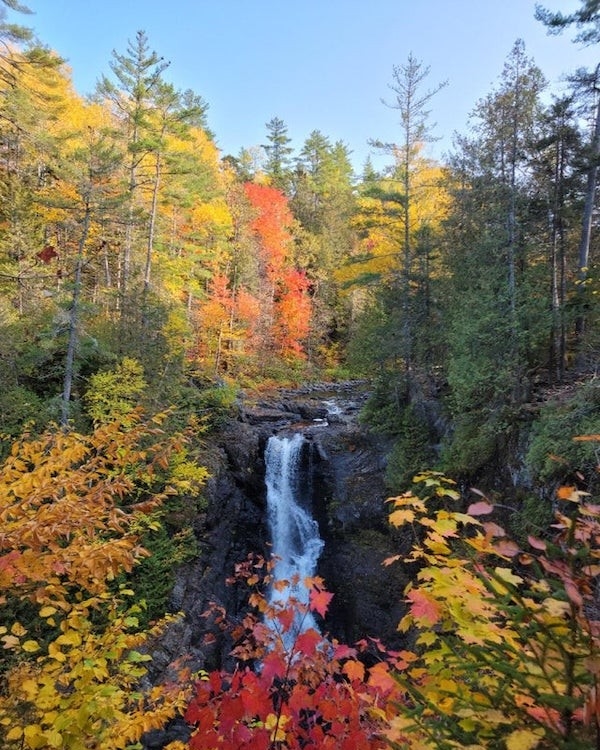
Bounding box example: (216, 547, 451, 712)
(385, 465, 600, 750)
(184, 555, 403, 750)
(0, 414, 199, 749)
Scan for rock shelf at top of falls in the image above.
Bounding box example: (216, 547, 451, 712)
(237, 380, 370, 430)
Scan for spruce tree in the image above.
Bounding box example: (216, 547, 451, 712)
(262, 116, 293, 192)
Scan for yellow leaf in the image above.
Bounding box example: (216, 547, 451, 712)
(57, 630, 81, 647)
(40, 606, 58, 618)
(11, 621, 27, 636)
(47, 729, 64, 748)
(6, 726, 23, 741)
(493, 567, 523, 587)
(22, 639, 40, 652)
(545, 598, 570, 617)
(506, 728, 543, 750)
(265, 712, 289, 743)
(24, 724, 47, 749)
(389, 508, 415, 526)
(416, 630, 438, 646)
(48, 642, 66, 662)
(21, 679, 38, 700)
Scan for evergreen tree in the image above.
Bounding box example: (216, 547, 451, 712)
(537, 2, 600, 352)
(290, 131, 357, 365)
(96, 30, 170, 305)
(262, 116, 293, 192)
(535, 0, 600, 45)
(441, 41, 547, 473)
(349, 55, 447, 410)
(530, 95, 582, 382)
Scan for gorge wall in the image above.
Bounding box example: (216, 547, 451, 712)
(148, 382, 410, 690)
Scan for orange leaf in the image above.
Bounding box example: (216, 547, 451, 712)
(367, 661, 396, 694)
(389, 508, 415, 526)
(557, 485, 577, 501)
(343, 659, 365, 682)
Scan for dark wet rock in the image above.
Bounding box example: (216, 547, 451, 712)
(241, 405, 300, 425)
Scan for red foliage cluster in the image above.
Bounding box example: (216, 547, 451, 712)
(184, 559, 402, 749)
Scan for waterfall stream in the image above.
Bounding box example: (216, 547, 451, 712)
(264, 433, 324, 641)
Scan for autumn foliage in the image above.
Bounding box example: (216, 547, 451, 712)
(192, 184, 312, 374)
(384, 471, 600, 750)
(184, 556, 402, 749)
(3, 414, 599, 750)
(0, 415, 196, 749)
(243, 183, 312, 360)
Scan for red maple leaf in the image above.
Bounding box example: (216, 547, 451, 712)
(261, 651, 287, 682)
(294, 628, 322, 656)
(309, 587, 333, 617)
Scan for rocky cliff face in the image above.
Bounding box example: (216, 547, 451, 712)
(148, 382, 408, 685)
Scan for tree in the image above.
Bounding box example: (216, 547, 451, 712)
(0, 0, 60, 91)
(290, 132, 356, 364)
(57, 122, 123, 426)
(262, 116, 293, 192)
(367, 55, 447, 398)
(531, 96, 582, 381)
(345, 56, 448, 442)
(536, 2, 600, 348)
(96, 30, 170, 306)
(440, 41, 546, 473)
(535, 0, 600, 45)
(244, 182, 312, 363)
(140, 80, 209, 297)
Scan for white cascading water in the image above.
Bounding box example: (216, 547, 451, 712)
(264, 433, 324, 643)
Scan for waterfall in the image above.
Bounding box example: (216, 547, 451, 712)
(264, 433, 324, 642)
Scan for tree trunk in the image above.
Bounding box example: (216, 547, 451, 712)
(575, 92, 600, 341)
(144, 151, 162, 294)
(60, 203, 91, 427)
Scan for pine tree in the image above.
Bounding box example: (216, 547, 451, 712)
(96, 30, 170, 306)
(262, 116, 293, 192)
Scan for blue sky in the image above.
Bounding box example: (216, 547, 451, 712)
(18, 1, 598, 171)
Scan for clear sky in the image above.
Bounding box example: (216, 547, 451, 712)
(16, 0, 599, 171)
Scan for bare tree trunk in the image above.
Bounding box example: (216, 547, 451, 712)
(144, 152, 162, 293)
(575, 92, 600, 341)
(60, 203, 91, 427)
